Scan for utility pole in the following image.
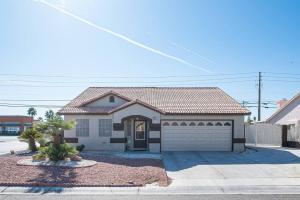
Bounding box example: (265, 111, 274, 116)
(258, 72, 262, 121)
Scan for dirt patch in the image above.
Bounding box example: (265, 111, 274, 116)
(0, 155, 169, 187)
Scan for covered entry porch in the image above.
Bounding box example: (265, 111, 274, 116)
(111, 102, 162, 152)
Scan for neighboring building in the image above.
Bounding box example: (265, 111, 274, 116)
(266, 92, 300, 126)
(58, 87, 250, 152)
(266, 92, 300, 146)
(0, 116, 33, 135)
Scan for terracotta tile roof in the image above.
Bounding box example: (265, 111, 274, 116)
(58, 87, 250, 115)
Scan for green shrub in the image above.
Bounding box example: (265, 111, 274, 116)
(37, 137, 47, 147)
(76, 144, 85, 152)
(19, 128, 43, 152)
(35, 143, 78, 162)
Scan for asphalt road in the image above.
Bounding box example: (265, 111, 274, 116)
(1, 194, 300, 200)
(0, 136, 27, 155)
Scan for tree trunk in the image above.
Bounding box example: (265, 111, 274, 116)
(28, 137, 37, 152)
(53, 133, 63, 148)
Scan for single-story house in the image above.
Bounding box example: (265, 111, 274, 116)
(266, 92, 300, 146)
(58, 87, 250, 152)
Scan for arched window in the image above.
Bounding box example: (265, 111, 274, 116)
(224, 122, 231, 126)
(189, 122, 196, 126)
(109, 96, 115, 103)
(207, 122, 214, 126)
(215, 122, 223, 126)
(180, 122, 187, 126)
(163, 122, 170, 126)
(198, 122, 205, 126)
(171, 122, 178, 126)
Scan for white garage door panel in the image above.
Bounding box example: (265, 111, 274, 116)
(162, 121, 232, 151)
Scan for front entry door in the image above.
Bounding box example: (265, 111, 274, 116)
(134, 120, 147, 149)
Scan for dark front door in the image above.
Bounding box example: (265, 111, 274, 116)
(134, 120, 147, 149)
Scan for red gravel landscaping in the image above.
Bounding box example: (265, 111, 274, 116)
(0, 155, 169, 187)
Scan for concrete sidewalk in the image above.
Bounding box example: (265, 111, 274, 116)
(1, 185, 300, 195)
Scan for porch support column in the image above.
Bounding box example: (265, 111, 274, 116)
(110, 123, 126, 151)
(148, 123, 161, 152)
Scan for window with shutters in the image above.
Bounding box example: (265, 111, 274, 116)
(76, 119, 89, 137)
(99, 119, 112, 137)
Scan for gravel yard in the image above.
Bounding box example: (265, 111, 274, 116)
(0, 154, 169, 187)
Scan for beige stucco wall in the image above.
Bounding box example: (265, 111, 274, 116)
(112, 104, 161, 124)
(63, 110, 245, 152)
(86, 95, 128, 108)
(64, 114, 124, 151)
(268, 97, 300, 125)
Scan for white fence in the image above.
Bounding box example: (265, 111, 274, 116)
(245, 123, 282, 146)
(288, 125, 300, 143)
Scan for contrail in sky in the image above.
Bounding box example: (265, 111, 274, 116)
(35, 0, 212, 73)
(169, 42, 216, 65)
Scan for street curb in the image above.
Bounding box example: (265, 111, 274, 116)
(2, 185, 300, 195)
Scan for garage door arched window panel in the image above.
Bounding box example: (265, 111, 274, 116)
(189, 122, 196, 126)
(215, 122, 223, 126)
(207, 122, 214, 126)
(171, 122, 178, 126)
(224, 122, 231, 126)
(180, 122, 187, 126)
(198, 122, 205, 126)
(163, 122, 170, 126)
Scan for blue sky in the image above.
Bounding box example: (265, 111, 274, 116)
(0, 0, 299, 119)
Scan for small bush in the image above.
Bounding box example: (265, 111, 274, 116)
(76, 144, 85, 152)
(37, 138, 47, 147)
(35, 143, 78, 162)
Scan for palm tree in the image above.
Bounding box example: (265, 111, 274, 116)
(20, 127, 42, 152)
(45, 110, 55, 120)
(38, 117, 75, 148)
(27, 107, 37, 118)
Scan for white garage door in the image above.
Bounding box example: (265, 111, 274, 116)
(162, 120, 232, 151)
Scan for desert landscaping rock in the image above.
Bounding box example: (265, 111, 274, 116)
(0, 155, 168, 187)
(17, 158, 97, 168)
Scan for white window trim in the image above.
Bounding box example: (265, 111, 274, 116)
(99, 119, 112, 137)
(135, 121, 146, 140)
(76, 119, 89, 137)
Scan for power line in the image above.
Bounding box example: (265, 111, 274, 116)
(264, 79, 300, 83)
(263, 72, 300, 76)
(263, 75, 300, 79)
(0, 103, 63, 108)
(0, 76, 255, 84)
(0, 79, 257, 88)
(0, 72, 257, 79)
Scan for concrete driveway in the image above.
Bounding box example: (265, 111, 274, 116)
(163, 147, 300, 187)
(0, 136, 27, 155)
